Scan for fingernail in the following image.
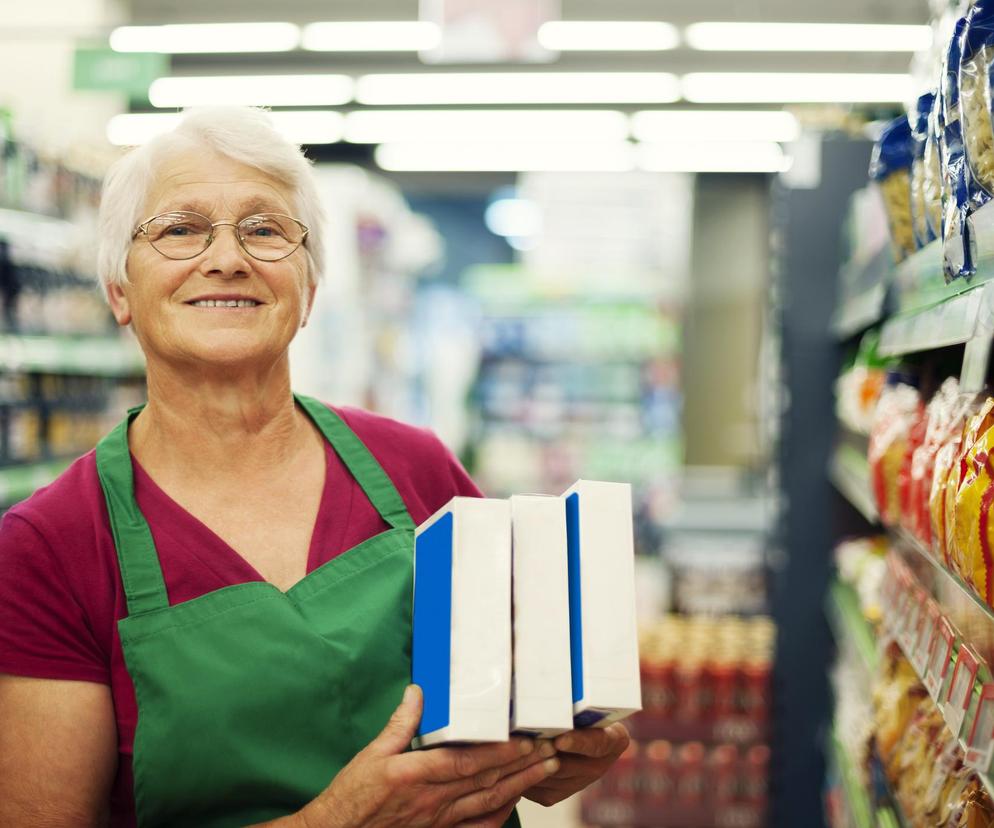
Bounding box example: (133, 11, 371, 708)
(403, 685, 417, 704)
(557, 737, 573, 752)
(518, 739, 535, 756)
(543, 758, 560, 774)
(539, 742, 556, 758)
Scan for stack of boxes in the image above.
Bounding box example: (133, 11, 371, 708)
(411, 479, 642, 747)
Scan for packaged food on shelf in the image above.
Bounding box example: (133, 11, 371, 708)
(869, 381, 922, 525)
(960, 3, 994, 255)
(925, 95, 946, 242)
(949, 397, 994, 585)
(869, 115, 916, 262)
(942, 15, 975, 280)
(912, 91, 941, 249)
(835, 332, 890, 437)
(910, 378, 963, 546)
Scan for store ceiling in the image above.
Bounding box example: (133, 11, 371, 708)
(128, 0, 931, 78)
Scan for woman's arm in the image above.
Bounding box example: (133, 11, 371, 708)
(0, 674, 117, 828)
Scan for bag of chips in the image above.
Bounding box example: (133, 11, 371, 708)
(942, 15, 975, 281)
(869, 382, 922, 525)
(910, 378, 961, 544)
(951, 398, 994, 595)
(911, 91, 940, 249)
(870, 116, 916, 262)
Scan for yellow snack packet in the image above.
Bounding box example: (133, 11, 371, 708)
(953, 400, 994, 600)
(947, 399, 994, 581)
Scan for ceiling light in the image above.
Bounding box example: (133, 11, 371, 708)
(374, 142, 637, 172)
(301, 21, 441, 51)
(631, 110, 801, 143)
(107, 111, 345, 146)
(149, 75, 354, 108)
(344, 109, 630, 143)
(682, 73, 914, 103)
(638, 141, 791, 173)
(110, 23, 300, 53)
(356, 73, 680, 105)
(537, 21, 679, 51)
(685, 22, 932, 52)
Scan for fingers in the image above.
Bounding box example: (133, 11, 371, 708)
(367, 685, 423, 757)
(448, 740, 556, 799)
(455, 797, 521, 828)
(445, 755, 561, 824)
(403, 738, 538, 784)
(553, 723, 629, 759)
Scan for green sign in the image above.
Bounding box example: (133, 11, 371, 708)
(73, 47, 167, 96)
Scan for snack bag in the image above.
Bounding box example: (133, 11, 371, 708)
(870, 116, 916, 262)
(898, 402, 928, 532)
(912, 91, 940, 248)
(942, 15, 975, 281)
(933, 435, 965, 565)
(926, 95, 946, 242)
(913, 378, 963, 545)
(961, 3, 994, 261)
(950, 397, 994, 586)
(868, 382, 922, 524)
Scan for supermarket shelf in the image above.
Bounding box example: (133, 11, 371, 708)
(827, 580, 878, 675)
(0, 334, 145, 377)
(878, 282, 988, 357)
(831, 729, 873, 828)
(628, 714, 768, 745)
(830, 444, 879, 524)
(894, 528, 994, 628)
(0, 459, 72, 507)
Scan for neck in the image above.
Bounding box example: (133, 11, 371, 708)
(130, 358, 313, 484)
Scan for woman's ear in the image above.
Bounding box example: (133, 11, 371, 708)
(106, 280, 132, 326)
(300, 283, 317, 328)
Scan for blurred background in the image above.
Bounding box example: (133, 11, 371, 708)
(4, 0, 981, 827)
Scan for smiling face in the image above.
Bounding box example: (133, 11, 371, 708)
(107, 149, 316, 375)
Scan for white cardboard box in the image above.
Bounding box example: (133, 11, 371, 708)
(412, 497, 512, 748)
(510, 494, 574, 737)
(561, 480, 642, 727)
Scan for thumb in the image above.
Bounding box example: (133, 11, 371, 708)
(369, 684, 423, 756)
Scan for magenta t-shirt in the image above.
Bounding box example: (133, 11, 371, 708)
(0, 404, 482, 826)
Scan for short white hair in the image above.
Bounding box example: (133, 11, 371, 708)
(97, 107, 325, 290)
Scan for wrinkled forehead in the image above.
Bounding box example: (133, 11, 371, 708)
(143, 147, 295, 219)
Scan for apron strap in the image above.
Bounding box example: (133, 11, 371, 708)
(95, 406, 170, 615)
(295, 394, 416, 532)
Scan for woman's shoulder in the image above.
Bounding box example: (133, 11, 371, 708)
(2, 450, 106, 542)
(330, 405, 448, 458)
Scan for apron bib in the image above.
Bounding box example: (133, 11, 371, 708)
(96, 394, 520, 828)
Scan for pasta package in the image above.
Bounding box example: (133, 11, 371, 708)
(925, 97, 946, 243)
(870, 116, 916, 262)
(960, 3, 994, 264)
(942, 16, 975, 281)
(949, 397, 994, 586)
(911, 91, 940, 249)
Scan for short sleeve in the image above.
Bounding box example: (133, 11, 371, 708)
(0, 511, 109, 683)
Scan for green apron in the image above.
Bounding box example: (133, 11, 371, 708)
(95, 394, 521, 828)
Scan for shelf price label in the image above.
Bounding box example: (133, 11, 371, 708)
(912, 599, 941, 675)
(966, 685, 994, 772)
(925, 618, 956, 701)
(944, 645, 983, 737)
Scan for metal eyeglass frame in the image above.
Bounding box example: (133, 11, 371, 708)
(132, 211, 309, 262)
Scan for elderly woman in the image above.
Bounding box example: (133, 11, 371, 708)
(0, 108, 628, 827)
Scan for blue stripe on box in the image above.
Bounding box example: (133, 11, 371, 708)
(413, 511, 453, 737)
(565, 493, 583, 704)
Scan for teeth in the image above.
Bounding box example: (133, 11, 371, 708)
(190, 299, 259, 308)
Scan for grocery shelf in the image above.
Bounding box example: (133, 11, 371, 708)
(878, 282, 987, 358)
(832, 282, 887, 340)
(827, 580, 878, 675)
(894, 528, 994, 628)
(0, 334, 145, 377)
(830, 444, 879, 524)
(628, 714, 768, 745)
(0, 459, 72, 507)
(831, 729, 873, 828)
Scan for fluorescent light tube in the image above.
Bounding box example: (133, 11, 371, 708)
(682, 73, 914, 103)
(344, 109, 630, 143)
(537, 21, 679, 51)
(638, 141, 791, 173)
(484, 198, 543, 238)
(374, 142, 637, 172)
(149, 75, 354, 108)
(107, 111, 345, 146)
(685, 22, 932, 52)
(110, 23, 300, 53)
(356, 73, 680, 105)
(302, 21, 441, 51)
(631, 110, 800, 143)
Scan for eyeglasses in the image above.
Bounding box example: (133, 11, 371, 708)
(133, 211, 309, 262)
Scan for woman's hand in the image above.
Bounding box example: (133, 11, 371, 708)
(521, 723, 630, 807)
(296, 685, 560, 828)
